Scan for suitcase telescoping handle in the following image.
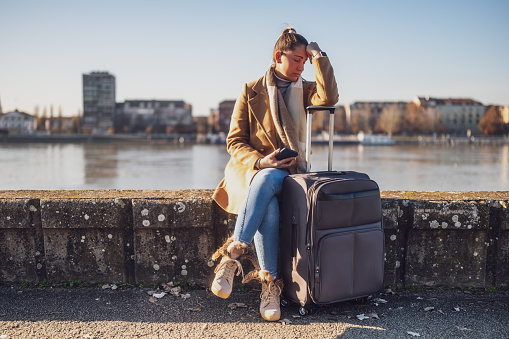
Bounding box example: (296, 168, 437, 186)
(305, 106, 336, 172)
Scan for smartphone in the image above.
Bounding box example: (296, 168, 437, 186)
(275, 148, 298, 160)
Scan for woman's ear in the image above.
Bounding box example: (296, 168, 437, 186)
(274, 52, 282, 64)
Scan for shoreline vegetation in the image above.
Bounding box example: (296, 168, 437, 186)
(0, 133, 508, 145)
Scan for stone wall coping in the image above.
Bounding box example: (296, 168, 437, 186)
(1, 190, 507, 201)
(0, 190, 215, 200)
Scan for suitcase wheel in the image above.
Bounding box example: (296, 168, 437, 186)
(355, 297, 369, 304)
(298, 306, 309, 316)
(280, 298, 289, 307)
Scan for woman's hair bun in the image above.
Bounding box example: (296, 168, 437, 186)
(282, 27, 297, 35)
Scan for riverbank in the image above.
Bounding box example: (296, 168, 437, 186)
(1, 133, 508, 145)
(0, 134, 197, 144)
(392, 135, 509, 145)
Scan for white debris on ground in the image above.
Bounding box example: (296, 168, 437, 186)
(372, 298, 388, 306)
(356, 313, 379, 320)
(407, 331, 421, 337)
(152, 291, 166, 299)
(356, 313, 370, 320)
(101, 284, 118, 290)
(146, 282, 191, 303)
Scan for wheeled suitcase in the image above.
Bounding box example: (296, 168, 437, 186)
(279, 106, 384, 314)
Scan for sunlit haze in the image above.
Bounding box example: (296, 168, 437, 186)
(1, 0, 508, 117)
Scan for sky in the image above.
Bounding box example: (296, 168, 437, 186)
(1, 0, 508, 117)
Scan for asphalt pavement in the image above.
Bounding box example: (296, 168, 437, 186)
(0, 285, 508, 338)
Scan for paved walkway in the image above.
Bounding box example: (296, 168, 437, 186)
(1, 286, 508, 338)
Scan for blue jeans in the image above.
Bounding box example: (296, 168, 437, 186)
(232, 168, 289, 277)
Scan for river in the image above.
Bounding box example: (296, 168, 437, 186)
(0, 142, 507, 191)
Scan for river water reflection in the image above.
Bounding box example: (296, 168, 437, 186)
(0, 142, 507, 191)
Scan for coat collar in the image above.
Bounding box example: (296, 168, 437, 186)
(247, 74, 278, 150)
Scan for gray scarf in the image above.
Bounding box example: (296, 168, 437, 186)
(265, 66, 307, 173)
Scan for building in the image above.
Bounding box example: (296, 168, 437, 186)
(348, 101, 408, 133)
(208, 108, 219, 134)
(208, 100, 236, 134)
(0, 110, 36, 135)
(502, 106, 509, 124)
(214, 100, 236, 134)
(312, 105, 348, 134)
(82, 71, 116, 133)
(115, 99, 193, 133)
(414, 97, 486, 135)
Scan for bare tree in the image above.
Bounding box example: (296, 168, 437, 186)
(375, 104, 403, 136)
(479, 106, 504, 135)
(38, 106, 47, 132)
(58, 106, 63, 133)
(350, 112, 369, 134)
(49, 104, 54, 134)
(403, 102, 434, 134)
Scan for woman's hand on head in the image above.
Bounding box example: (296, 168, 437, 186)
(258, 149, 296, 169)
(306, 42, 322, 63)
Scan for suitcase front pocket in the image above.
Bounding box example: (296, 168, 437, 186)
(315, 189, 381, 229)
(314, 224, 384, 303)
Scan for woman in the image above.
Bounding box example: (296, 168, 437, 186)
(210, 27, 338, 321)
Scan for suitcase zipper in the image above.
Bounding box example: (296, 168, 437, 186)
(315, 266, 320, 283)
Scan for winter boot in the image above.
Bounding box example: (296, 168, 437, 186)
(210, 237, 248, 299)
(259, 271, 284, 322)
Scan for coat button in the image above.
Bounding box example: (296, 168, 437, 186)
(259, 148, 265, 152)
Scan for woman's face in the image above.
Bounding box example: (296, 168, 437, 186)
(274, 44, 307, 82)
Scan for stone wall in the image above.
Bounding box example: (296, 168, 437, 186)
(0, 190, 507, 288)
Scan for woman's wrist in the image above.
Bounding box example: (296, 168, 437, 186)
(255, 158, 263, 170)
(311, 49, 322, 58)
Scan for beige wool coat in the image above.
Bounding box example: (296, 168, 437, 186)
(212, 57, 339, 215)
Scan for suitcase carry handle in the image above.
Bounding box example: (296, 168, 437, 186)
(305, 106, 336, 172)
(314, 171, 347, 176)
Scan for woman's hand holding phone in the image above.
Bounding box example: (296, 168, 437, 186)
(258, 148, 297, 169)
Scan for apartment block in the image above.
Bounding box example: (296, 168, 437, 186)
(82, 72, 116, 133)
(115, 99, 192, 133)
(414, 97, 486, 134)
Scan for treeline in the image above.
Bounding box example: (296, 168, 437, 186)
(312, 103, 508, 136)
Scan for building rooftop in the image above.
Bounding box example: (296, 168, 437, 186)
(417, 97, 483, 105)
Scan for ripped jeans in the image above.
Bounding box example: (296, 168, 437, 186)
(232, 168, 289, 277)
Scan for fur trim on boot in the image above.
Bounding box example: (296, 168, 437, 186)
(211, 237, 254, 261)
(211, 236, 234, 261)
(241, 258, 261, 284)
(210, 236, 259, 299)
